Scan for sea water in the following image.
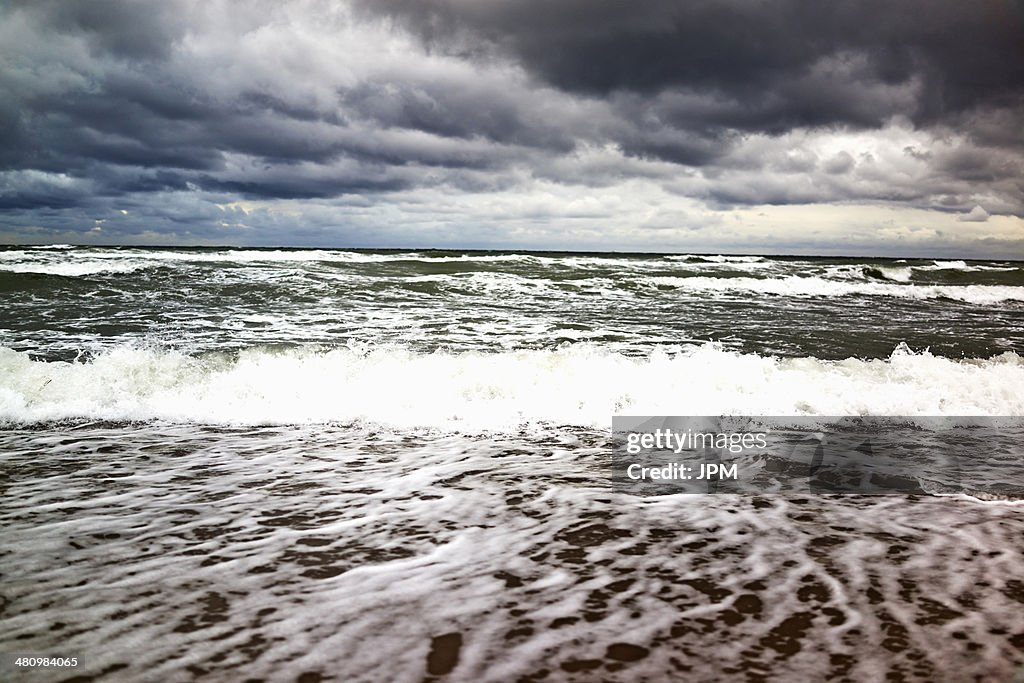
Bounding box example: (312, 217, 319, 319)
(1, 246, 1023, 681)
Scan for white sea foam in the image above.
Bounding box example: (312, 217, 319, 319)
(2, 343, 1021, 428)
(915, 260, 1018, 273)
(0, 249, 578, 271)
(644, 275, 1024, 304)
(0, 260, 152, 276)
(3, 423, 1020, 681)
(408, 272, 555, 295)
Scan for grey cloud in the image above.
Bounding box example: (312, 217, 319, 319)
(823, 152, 855, 175)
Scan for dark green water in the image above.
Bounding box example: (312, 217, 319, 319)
(2, 246, 1022, 362)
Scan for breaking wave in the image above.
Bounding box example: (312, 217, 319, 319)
(1, 343, 1021, 429)
(644, 275, 1024, 304)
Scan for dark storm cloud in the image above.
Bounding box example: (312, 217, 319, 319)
(355, 0, 1024, 130)
(0, 0, 1022, 246)
(336, 81, 578, 153)
(199, 173, 412, 200)
(18, 0, 186, 60)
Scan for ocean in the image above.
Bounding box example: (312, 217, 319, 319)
(2, 245, 1023, 681)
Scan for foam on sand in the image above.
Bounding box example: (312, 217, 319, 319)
(1, 424, 1021, 681)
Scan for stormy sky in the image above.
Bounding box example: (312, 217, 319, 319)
(1, 0, 1023, 255)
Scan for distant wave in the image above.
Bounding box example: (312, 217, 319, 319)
(858, 261, 1019, 282)
(1, 343, 1021, 429)
(665, 254, 765, 263)
(644, 275, 1024, 304)
(0, 260, 152, 277)
(385, 270, 1024, 303)
(862, 266, 913, 282)
(0, 249, 596, 269)
(0, 249, 1018, 292)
